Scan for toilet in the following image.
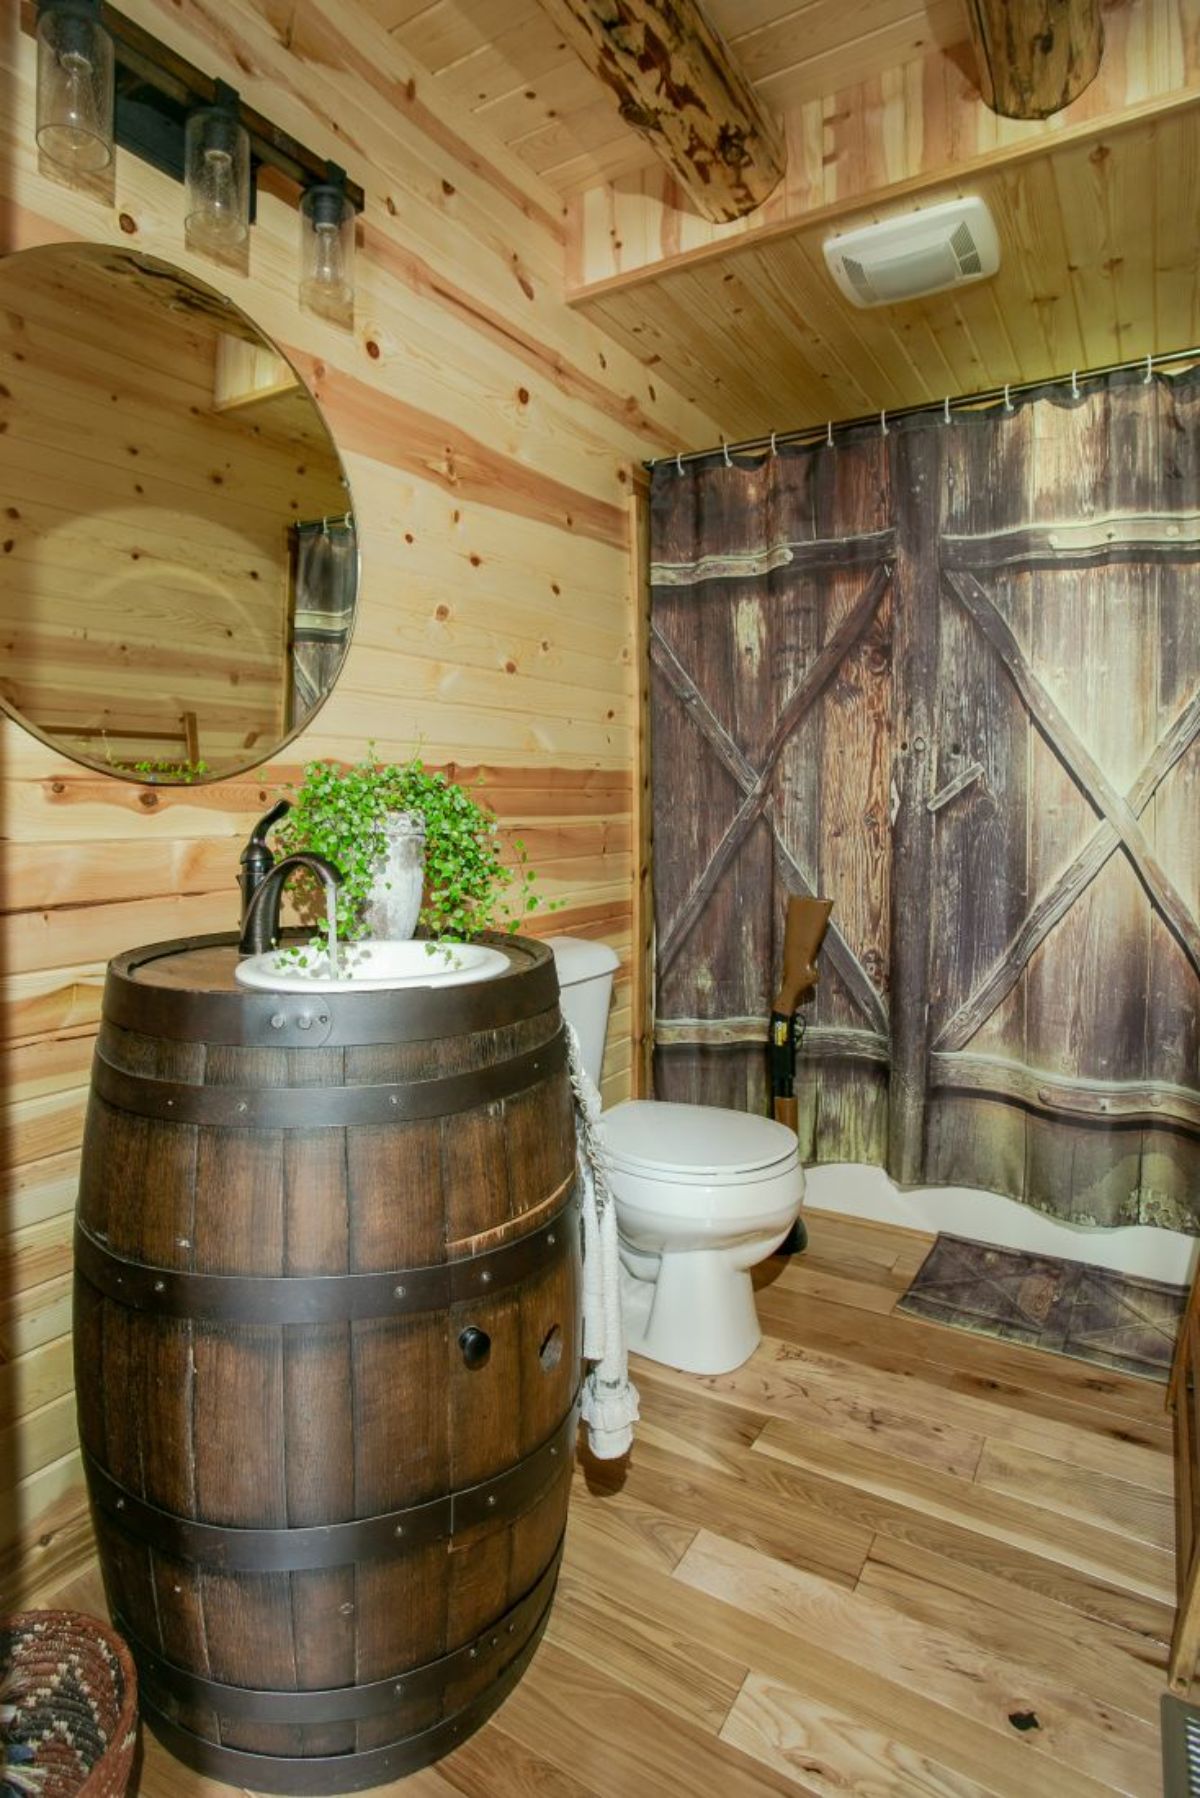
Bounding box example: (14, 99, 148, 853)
(547, 936, 805, 1376)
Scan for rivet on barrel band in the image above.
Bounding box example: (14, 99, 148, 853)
(119, 1547, 563, 1726)
(137, 1605, 553, 1795)
(74, 1180, 576, 1324)
(91, 1030, 568, 1128)
(103, 930, 560, 1046)
(85, 1394, 580, 1571)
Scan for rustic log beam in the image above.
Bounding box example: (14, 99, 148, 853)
(534, 0, 785, 222)
(966, 0, 1104, 120)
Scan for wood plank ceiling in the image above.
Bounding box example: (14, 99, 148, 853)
(364, 0, 967, 191)
(577, 109, 1200, 438)
(365, 2, 1200, 441)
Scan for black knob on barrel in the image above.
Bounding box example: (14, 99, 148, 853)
(459, 1326, 491, 1370)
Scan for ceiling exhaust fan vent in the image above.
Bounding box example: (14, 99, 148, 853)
(823, 197, 1000, 308)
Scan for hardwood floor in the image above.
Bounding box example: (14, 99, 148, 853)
(37, 1210, 1174, 1796)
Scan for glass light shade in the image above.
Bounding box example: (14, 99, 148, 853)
(185, 107, 251, 249)
(36, 2, 114, 175)
(300, 185, 355, 311)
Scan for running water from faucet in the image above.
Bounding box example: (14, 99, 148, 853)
(325, 886, 340, 981)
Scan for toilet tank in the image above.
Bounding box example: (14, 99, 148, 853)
(544, 936, 619, 1089)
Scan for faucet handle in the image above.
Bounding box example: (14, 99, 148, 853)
(248, 798, 291, 849)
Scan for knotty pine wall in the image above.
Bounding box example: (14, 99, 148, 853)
(0, 0, 718, 1595)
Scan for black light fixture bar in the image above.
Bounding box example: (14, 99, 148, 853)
(27, 0, 364, 213)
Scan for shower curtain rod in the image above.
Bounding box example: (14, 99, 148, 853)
(646, 344, 1200, 471)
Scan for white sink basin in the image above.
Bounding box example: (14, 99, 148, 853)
(235, 938, 510, 993)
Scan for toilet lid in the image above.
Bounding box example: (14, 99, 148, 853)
(601, 1101, 799, 1179)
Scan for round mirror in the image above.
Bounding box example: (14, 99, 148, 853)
(0, 243, 357, 783)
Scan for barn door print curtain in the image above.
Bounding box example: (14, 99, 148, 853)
(649, 370, 1200, 1232)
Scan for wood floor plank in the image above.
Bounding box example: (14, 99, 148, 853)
(721, 1670, 998, 1798)
(619, 1369, 771, 1475)
(562, 1521, 1115, 1798)
(858, 1536, 1169, 1729)
(586, 1421, 873, 1590)
(549, 1560, 747, 1731)
(802, 1208, 934, 1256)
(755, 1286, 1172, 1427)
(759, 1260, 904, 1315)
(752, 1300, 1175, 1455)
(677, 1530, 1162, 1798)
(754, 1416, 1176, 1605)
(623, 1383, 1176, 1643)
(635, 1347, 986, 1479)
(496, 1637, 812, 1797)
(792, 1233, 903, 1277)
(434, 1722, 602, 1797)
(975, 1438, 1175, 1550)
(566, 1477, 698, 1574)
(749, 1333, 1173, 1491)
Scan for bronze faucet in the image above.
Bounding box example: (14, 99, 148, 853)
(239, 852, 343, 957)
(239, 799, 291, 941)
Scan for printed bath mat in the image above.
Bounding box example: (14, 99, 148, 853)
(898, 1233, 1188, 1381)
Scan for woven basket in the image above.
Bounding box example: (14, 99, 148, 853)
(1, 1612, 137, 1798)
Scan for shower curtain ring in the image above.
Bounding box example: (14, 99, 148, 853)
(1144, 353, 1154, 384)
(676, 452, 684, 476)
(769, 431, 778, 456)
(1071, 369, 1080, 398)
(880, 409, 888, 437)
(826, 421, 834, 448)
(722, 439, 732, 466)
(943, 396, 951, 424)
(342, 511, 352, 529)
(1003, 383, 1014, 412)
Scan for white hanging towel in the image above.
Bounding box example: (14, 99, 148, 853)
(565, 1023, 639, 1459)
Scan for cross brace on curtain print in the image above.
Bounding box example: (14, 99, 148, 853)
(936, 568, 1200, 1130)
(651, 559, 893, 1040)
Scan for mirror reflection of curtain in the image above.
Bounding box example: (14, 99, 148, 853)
(649, 367, 1200, 1233)
(289, 518, 357, 724)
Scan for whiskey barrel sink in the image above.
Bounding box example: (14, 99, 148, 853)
(73, 932, 579, 1795)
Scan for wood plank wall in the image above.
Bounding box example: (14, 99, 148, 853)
(0, 0, 718, 1597)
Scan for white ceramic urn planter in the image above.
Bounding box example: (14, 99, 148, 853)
(362, 810, 426, 939)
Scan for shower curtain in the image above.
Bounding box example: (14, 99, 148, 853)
(289, 518, 357, 725)
(649, 369, 1200, 1232)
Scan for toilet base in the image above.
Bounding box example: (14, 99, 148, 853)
(620, 1249, 764, 1376)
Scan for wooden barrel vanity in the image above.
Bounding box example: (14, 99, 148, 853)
(73, 932, 580, 1794)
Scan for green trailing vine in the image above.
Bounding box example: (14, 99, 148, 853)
(120, 756, 211, 783)
(274, 750, 546, 944)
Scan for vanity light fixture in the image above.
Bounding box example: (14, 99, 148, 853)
(27, 2, 363, 307)
(300, 168, 356, 313)
(184, 85, 250, 250)
(35, 0, 115, 175)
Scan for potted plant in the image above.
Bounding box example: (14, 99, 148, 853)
(273, 750, 543, 947)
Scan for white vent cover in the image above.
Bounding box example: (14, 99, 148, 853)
(823, 197, 1000, 308)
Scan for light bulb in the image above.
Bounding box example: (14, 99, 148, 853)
(36, 4, 114, 175)
(185, 107, 250, 250)
(300, 182, 356, 315)
(311, 222, 348, 299)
